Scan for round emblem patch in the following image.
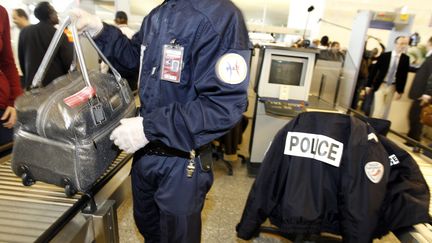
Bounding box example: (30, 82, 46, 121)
(215, 53, 248, 84)
(364, 161, 384, 183)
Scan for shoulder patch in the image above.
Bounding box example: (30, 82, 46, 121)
(364, 161, 384, 183)
(215, 53, 248, 84)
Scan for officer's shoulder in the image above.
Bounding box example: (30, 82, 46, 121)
(190, 0, 243, 26)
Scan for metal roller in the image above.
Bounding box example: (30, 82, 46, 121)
(0, 152, 132, 243)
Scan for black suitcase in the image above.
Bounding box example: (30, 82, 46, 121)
(11, 18, 136, 196)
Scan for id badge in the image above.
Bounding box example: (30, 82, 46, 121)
(160, 44, 184, 83)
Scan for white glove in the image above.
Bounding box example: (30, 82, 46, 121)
(69, 8, 103, 37)
(110, 117, 149, 154)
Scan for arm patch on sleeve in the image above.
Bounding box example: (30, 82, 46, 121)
(215, 53, 248, 84)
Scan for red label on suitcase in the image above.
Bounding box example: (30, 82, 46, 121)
(63, 87, 96, 108)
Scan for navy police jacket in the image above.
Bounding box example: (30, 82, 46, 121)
(374, 135, 430, 237)
(94, 0, 251, 151)
(359, 116, 430, 237)
(236, 112, 390, 242)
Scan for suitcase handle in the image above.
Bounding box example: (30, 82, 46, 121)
(71, 22, 124, 88)
(31, 16, 124, 90)
(31, 16, 71, 89)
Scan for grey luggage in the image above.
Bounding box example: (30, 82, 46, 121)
(11, 17, 136, 196)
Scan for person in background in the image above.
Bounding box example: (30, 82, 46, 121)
(318, 35, 330, 49)
(319, 41, 345, 62)
(12, 8, 29, 29)
(351, 47, 372, 109)
(0, 5, 23, 145)
(100, 10, 137, 90)
(406, 36, 432, 147)
(360, 41, 386, 115)
(366, 36, 410, 119)
(310, 39, 320, 48)
(70, 0, 251, 241)
(18, 2, 73, 90)
(11, 8, 29, 87)
(114, 11, 135, 38)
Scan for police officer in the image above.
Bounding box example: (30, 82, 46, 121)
(70, 0, 251, 242)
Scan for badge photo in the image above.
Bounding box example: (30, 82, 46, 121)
(215, 53, 248, 85)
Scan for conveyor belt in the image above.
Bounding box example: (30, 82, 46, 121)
(0, 152, 131, 242)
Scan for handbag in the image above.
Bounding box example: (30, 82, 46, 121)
(420, 104, 432, 127)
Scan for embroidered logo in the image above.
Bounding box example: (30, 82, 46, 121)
(284, 132, 343, 167)
(364, 161, 384, 183)
(215, 53, 248, 84)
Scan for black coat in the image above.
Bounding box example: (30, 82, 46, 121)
(236, 112, 430, 242)
(374, 135, 430, 237)
(237, 112, 390, 242)
(409, 55, 432, 99)
(367, 51, 410, 94)
(18, 21, 73, 89)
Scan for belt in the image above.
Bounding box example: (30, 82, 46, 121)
(141, 142, 209, 159)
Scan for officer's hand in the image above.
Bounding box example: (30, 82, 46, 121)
(394, 92, 402, 100)
(69, 8, 103, 37)
(1, 106, 17, 129)
(365, 87, 372, 95)
(419, 94, 431, 106)
(110, 117, 149, 154)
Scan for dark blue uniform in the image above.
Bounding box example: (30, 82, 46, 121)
(94, 0, 251, 242)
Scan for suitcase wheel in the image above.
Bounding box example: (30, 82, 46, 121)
(63, 178, 77, 197)
(19, 165, 35, 186)
(21, 173, 35, 186)
(64, 184, 77, 197)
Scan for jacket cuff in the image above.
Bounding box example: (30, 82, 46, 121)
(236, 222, 260, 240)
(143, 116, 156, 142)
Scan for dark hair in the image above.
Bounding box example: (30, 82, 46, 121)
(13, 8, 28, 20)
(320, 35, 329, 46)
(34, 1, 53, 21)
(394, 36, 406, 43)
(428, 36, 432, 44)
(115, 11, 128, 23)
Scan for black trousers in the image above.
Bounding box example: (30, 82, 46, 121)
(407, 100, 423, 141)
(131, 151, 213, 243)
(0, 109, 13, 146)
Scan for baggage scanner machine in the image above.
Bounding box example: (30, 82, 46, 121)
(248, 45, 319, 175)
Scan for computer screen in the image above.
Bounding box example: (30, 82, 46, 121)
(269, 56, 304, 86)
(256, 46, 317, 101)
